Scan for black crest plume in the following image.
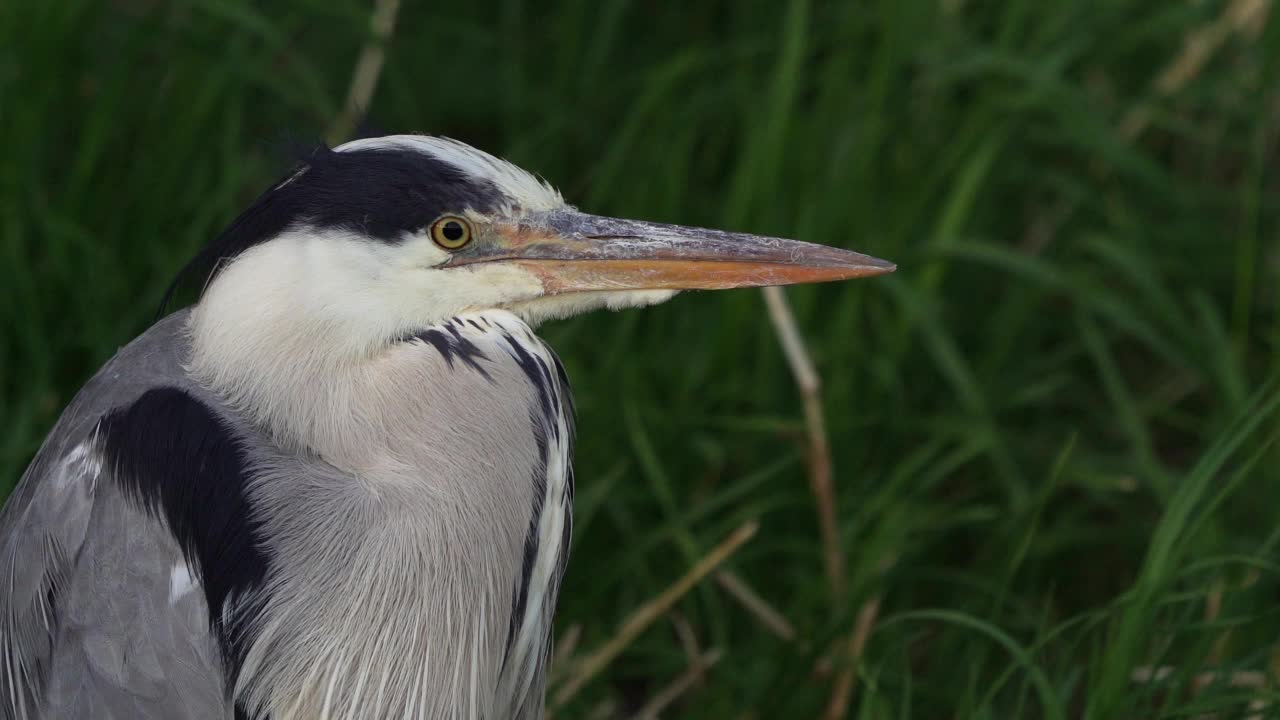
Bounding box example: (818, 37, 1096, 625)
(157, 140, 502, 317)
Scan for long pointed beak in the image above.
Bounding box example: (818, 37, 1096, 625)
(448, 210, 894, 293)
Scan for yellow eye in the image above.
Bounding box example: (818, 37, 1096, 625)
(430, 216, 472, 249)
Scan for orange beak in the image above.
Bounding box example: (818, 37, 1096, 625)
(446, 210, 894, 292)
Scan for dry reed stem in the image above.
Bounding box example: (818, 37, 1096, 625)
(1131, 667, 1266, 688)
(1206, 577, 1227, 665)
(629, 649, 724, 720)
(1026, 0, 1270, 254)
(715, 570, 797, 642)
(1132, 666, 1269, 720)
(549, 623, 583, 683)
(824, 593, 884, 719)
(1120, 0, 1271, 139)
(670, 611, 706, 684)
(823, 554, 895, 719)
(327, 0, 402, 146)
(761, 284, 852, 716)
(761, 285, 844, 596)
(550, 520, 759, 710)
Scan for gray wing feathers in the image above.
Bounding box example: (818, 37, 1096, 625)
(0, 440, 99, 719)
(0, 311, 230, 718)
(44, 481, 227, 720)
(1, 441, 229, 720)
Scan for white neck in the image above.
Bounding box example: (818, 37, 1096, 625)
(185, 229, 536, 466)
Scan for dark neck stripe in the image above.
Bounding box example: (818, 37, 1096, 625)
(497, 330, 577, 664)
(401, 320, 495, 382)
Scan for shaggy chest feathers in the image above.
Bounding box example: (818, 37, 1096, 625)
(205, 311, 575, 720)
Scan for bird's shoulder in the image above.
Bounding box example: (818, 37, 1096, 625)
(0, 310, 244, 719)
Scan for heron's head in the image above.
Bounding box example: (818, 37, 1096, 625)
(185, 135, 892, 356)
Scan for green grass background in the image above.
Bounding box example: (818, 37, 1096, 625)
(3, 0, 1280, 717)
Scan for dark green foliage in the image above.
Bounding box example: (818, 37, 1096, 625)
(3, 0, 1278, 716)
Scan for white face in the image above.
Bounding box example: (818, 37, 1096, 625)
(198, 224, 677, 352)
(192, 136, 685, 359)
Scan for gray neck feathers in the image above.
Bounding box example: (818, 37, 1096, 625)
(212, 311, 570, 720)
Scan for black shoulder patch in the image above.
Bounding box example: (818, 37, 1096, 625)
(161, 143, 505, 314)
(98, 387, 267, 681)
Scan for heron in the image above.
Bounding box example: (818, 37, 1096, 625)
(0, 135, 893, 719)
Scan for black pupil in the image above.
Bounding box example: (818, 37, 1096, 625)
(441, 221, 465, 242)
